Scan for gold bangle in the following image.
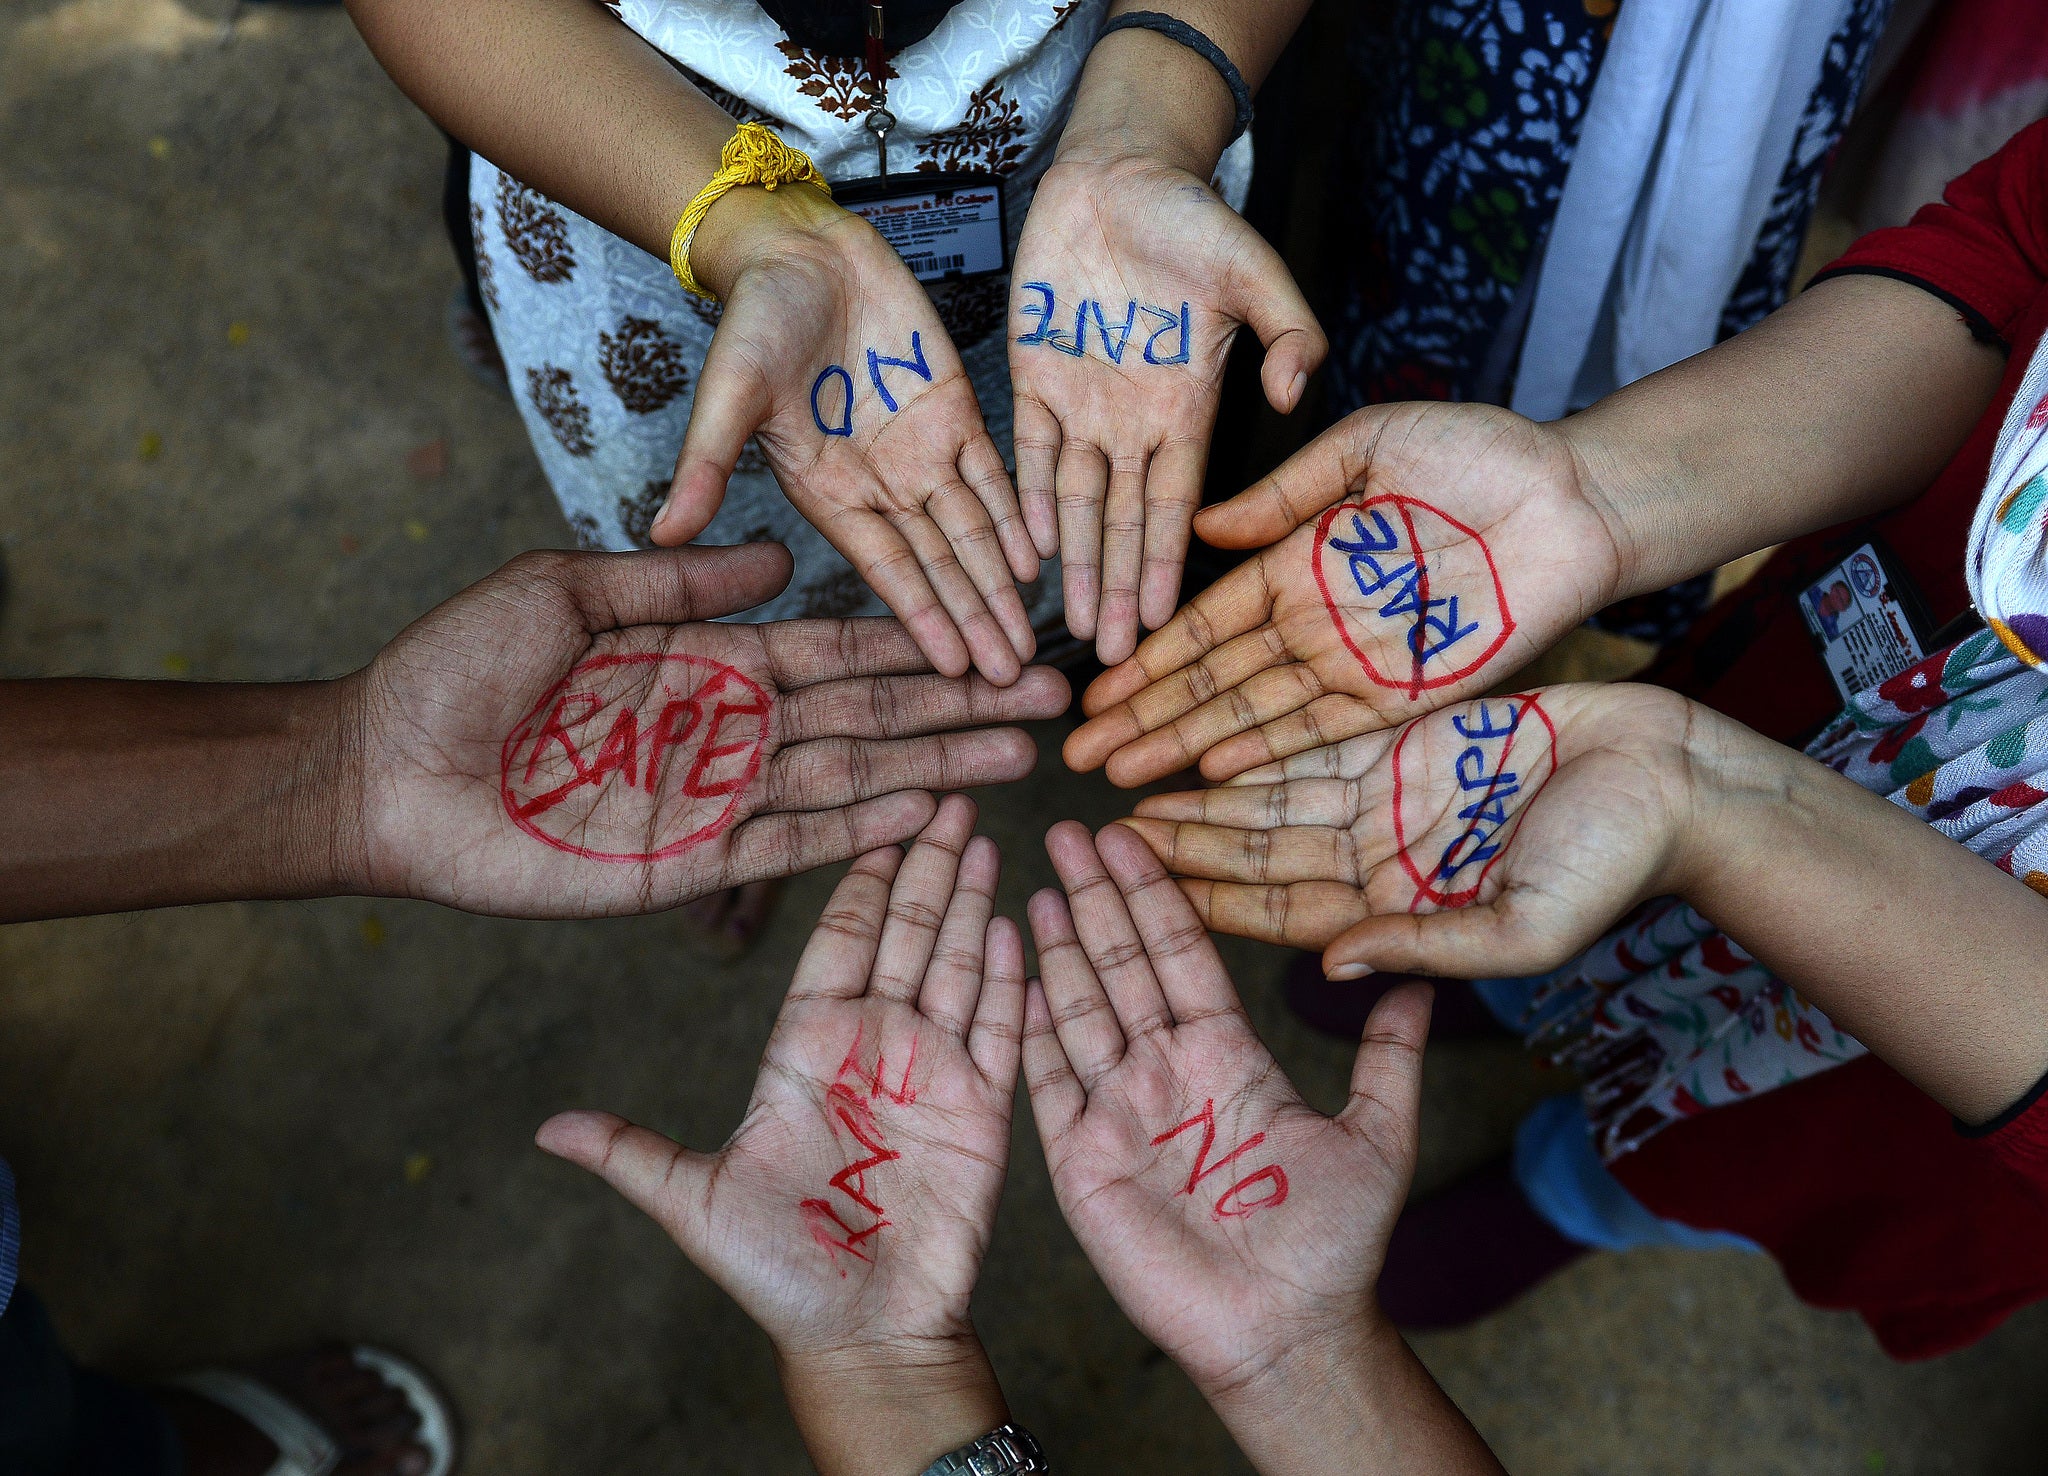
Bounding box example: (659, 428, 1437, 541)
(668, 121, 833, 301)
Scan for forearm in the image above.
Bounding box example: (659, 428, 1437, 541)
(1058, 1, 1312, 175)
(777, 1334, 1009, 1476)
(0, 678, 365, 922)
(344, 0, 832, 283)
(1205, 1317, 1503, 1476)
(1568, 273, 2005, 600)
(1676, 706, 2048, 1124)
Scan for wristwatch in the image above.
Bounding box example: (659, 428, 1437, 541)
(917, 1422, 1048, 1475)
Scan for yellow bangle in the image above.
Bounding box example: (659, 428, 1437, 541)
(669, 122, 833, 301)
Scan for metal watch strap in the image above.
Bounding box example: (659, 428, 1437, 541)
(917, 1421, 1048, 1475)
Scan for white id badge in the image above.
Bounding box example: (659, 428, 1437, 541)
(838, 173, 1006, 283)
(1797, 541, 1928, 701)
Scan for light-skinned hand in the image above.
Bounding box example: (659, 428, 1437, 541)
(1064, 402, 1622, 787)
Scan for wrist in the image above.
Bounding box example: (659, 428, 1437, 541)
(776, 1330, 1008, 1476)
(289, 674, 373, 899)
(1659, 699, 1797, 902)
(1198, 1312, 1413, 1476)
(686, 179, 846, 300)
(1056, 27, 1235, 178)
(1556, 410, 1663, 610)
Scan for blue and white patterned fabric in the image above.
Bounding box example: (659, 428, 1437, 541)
(1, 1157, 19, 1318)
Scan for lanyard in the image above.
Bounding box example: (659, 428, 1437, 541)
(860, 3, 894, 176)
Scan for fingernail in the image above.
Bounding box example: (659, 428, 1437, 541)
(1327, 961, 1372, 981)
(1288, 370, 1307, 406)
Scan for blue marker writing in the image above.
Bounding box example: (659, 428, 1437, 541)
(811, 365, 853, 437)
(866, 331, 933, 413)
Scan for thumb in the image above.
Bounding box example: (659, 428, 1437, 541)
(1323, 901, 1558, 983)
(536, 1109, 712, 1251)
(1227, 230, 1327, 417)
(551, 543, 794, 631)
(1336, 980, 1432, 1184)
(652, 335, 776, 546)
(1191, 418, 1356, 550)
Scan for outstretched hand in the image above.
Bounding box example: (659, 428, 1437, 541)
(655, 192, 1040, 686)
(1021, 820, 1433, 1403)
(537, 796, 1025, 1360)
(1010, 154, 1324, 666)
(349, 545, 1067, 918)
(1065, 402, 1622, 787)
(1122, 685, 1700, 979)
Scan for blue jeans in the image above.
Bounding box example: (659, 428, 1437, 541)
(0, 1287, 180, 1475)
(1471, 978, 1760, 1254)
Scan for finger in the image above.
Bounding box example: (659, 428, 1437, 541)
(654, 341, 773, 545)
(535, 1110, 710, 1250)
(1096, 822, 1239, 1023)
(1095, 454, 1148, 666)
(959, 431, 1041, 583)
(720, 790, 937, 886)
(1201, 694, 1386, 782)
(1056, 441, 1109, 643)
(967, 914, 1026, 1093)
(1132, 777, 1371, 830)
(1221, 729, 1393, 787)
(1174, 878, 1370, 950)
(898, 510, 1023, 687)
(778, 666, 1071, 743)
(1336, 981, 1432, 1180)
(541, 545, 795, 631)
(1116, 816, 1361, 886)
(1044, 819, 1172, 1042)
(1013, 393, 1062, 560)
(1230, 230, 1327, 417)
(756, 618, 929, 684)
(833, 509, 973, 679)
(911, 828, 999, 1030)
(786, 846, 905, 1003)
(1139, 439, 1207, 632)
(1077, 556, 1277, 718)
(870, 794, 978, 1004)
(1064, 630, 1291, 779)
(1026, 885, 1126, 1089)
(1099, 650, 1320, 790)
(1192, 413, 1370, 551)
(1323, 902, 1561, 982)
(760, 728, 1038, 814)
(1021, 976, 1086, 1141)
(927, 482, 1036, 662)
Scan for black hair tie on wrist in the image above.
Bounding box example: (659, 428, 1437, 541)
(1097, 11, 1255, 147)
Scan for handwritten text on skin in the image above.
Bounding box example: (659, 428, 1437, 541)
(498, 653, 770, 863)
(1311, 495, 1515, 700)
(801, 1026, 919, 1273)
(1014, 283, 1190, 365)
(1389, 694, 1557, 911)
(1151, 1098, 1289, 1221)
(810, 330, 935, 437)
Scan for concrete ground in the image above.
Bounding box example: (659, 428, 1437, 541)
(3, 2, 2046, 1471)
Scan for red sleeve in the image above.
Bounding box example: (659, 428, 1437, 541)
(1963, 1068, 2048, 1182)
(1812, 116, 2048, 347)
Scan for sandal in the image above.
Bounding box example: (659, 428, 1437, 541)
(168, 1347, 457, 1476)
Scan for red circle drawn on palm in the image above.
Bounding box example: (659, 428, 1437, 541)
(498, 653, 770, 863)
(1389, 693, 1556, 910)
(1311, 495, 1514, 698)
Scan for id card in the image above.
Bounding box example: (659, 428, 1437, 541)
(837, 172, 1006, 283)
(1797, 541, 1927, 702)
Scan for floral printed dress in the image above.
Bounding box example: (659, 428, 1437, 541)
(471, 0, 1250, 625)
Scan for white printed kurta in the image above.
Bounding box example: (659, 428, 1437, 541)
(471, 0, 1252, 624)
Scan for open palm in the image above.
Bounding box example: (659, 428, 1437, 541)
(1124, 685, 1701, 978)
(1065, 401, 1622, 787)
(350, 546, 1065, 918)
(656, 212, 1040, 686)
(537, 797, 1025, 1356)
(1010, 155, 1324, 665)
(1022, 821, 1431, 1397)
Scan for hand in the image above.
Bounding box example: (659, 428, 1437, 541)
(1122, 684, 1700, 978)
(347, 544, 1068, 917)
(1064, 401, 1624, 786)
(537, 797, 1020, 1469)
(1021, 820, 1433, 1403)
(654, 186, 1041, 686)
(1010, 153, 1324, 665)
